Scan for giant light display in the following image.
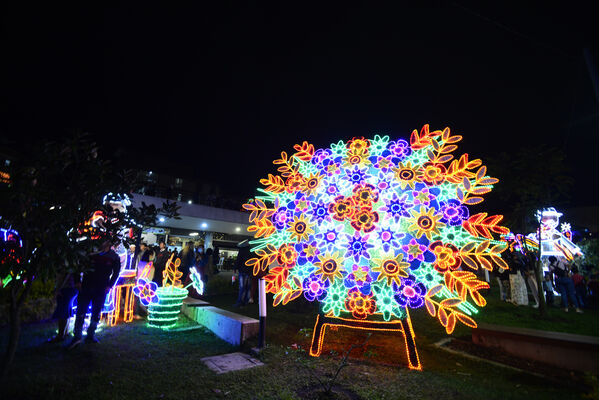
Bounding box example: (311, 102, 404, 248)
(244, 125, 509, 369)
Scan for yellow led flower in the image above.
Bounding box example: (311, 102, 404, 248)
(408, 206, 445, 240)
(371, 253, 410, 286)
(392, 161, 423, 190)
(303, 173, 323, 195)
(314, 251, 345, 283)
(343, 151, 371, 169)
(287, 214, 314, 242)
(348, 137, 370, 154)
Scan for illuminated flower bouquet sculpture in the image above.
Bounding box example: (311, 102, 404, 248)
(243, 125, 509, 370)
(135, 254, 204, 329)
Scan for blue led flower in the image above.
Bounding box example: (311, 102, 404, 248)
(380, 192, 412, 223)
(388, 139, 412, 159)
(345, 166, 367, 184)
(345, 232, 373, 262)
(295, 240, 320, 265)
(344, 264, 374, 295)
(272, 206, 293, 230)
(377, 226, 404, 253)
(303, 274, 330, 301)
(309, 200, 330, 224)
(439, 199, 470, 226)
(393, 275, 426, 309)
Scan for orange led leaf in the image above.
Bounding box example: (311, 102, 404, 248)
(292, 141, 315, 161)
(444, 154, 482, 183)
(259, 174, 286, 193)
(462, 213, 510, 239)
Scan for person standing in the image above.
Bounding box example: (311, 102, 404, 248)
(179, 242, 195, 284)
(571, 266, 587, 309)
(204, 248, 214, 284)
(549, 256, 583, 313)
(234, 241, 251, 307)
(67, 240, 121, 349)
(508, 250, 528, 305)
(152, 241, 170, 286)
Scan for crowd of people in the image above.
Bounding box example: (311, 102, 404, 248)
(495, 248, 593, 313)
(48, 239, 222, 348)
(129, 241, 221, 296)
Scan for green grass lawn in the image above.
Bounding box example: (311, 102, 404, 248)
(1, 276, 598, 400)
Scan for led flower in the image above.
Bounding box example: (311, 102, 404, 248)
(303, 274, 330, 302)
(352, 183, 379, 207)
(377, 226, 404, 253)
(371, 253, 410, 286)
(402, 238, 429, 263)
(388, 139, 412, 159)
(271, 206, 294, 229)
(133, 278, 158, 306)
(345, 232, 374, 262)
(344, 264, 374, 295)
(380, 192, 412, 223)
(314, 251, 345, 283)
(393, 275, 426, 309)
(372, 284, 405, 321)
(372, 155, 394, 173)
(429, 241, 461, 272)
(328, 195, 355, 222)
(408, 206, 445, 240)
(421, 162, 447, 186)
(371, 171, 397, 193)
(314, 222, 345, 252)
(277, 244, 298, 268)
(392, 161, 423, 190)
(311, 148, 333, 168)
(190, 266, 204, 295)
(322, 281, 347, 317)
(295, 240, 320, 265)
(285, 174, 305, 193)
(322, 157, 342, 177)
(439, 199, 469, 226)
(293, 195, 311, 214)
(323, 180, 341, 198)
(368, 134, 390, 156)
(350, 207, 379, 233)
(412, 187, 436, 207)
(287, 214, 315, 242)
(308, 200, 330, 224)
(303, 173, 323, 195)
(344, 166, 368, 184)
(347, 137, 370, 153)
(411, 262, 443, 289)
(343, 151, 370, 168)
(345, 289, 377, 319)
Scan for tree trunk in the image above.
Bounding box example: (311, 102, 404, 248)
(2, 292, 21, 378)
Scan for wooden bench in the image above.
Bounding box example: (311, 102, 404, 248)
(472, 323, 599, 373)
(182, 301, 259, 346)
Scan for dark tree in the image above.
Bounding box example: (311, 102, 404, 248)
(0, 135, 178, 376)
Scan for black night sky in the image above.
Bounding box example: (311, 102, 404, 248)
(1, 3, 598, 204)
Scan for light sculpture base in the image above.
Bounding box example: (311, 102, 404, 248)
(147, 286, 187, 329)
(309, 310, 421, 370)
